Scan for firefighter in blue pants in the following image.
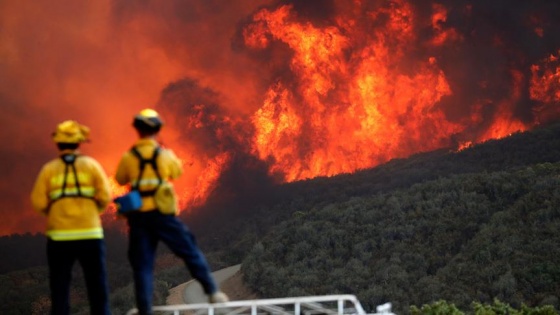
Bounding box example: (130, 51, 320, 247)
(30, 120, 112, 315)
(115, 109, 228, 315)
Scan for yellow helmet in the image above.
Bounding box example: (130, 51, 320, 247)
(52, 120, 90, 143)
(133, 108, 163, 133)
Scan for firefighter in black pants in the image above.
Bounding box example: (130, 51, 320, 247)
(31, 120, 112, 315)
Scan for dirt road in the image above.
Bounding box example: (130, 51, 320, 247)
(166, 264, 257, 305)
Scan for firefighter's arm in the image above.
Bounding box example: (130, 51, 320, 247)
(114, 153, 132, 185)
(166, 149, 183, 179)
(30, 166, 50, 214)
(91, 159, 111, 211)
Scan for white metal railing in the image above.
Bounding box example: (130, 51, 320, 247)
(125, 294, 394, 315)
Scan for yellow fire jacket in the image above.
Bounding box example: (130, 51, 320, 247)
(30, 149, 111, 241)
(115, 138, 183, 212)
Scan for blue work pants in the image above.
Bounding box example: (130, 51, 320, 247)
(127, 211, 218, 315)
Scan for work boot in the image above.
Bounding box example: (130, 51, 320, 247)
(209, 291, 229, 303)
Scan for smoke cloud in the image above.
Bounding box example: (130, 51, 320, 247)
(0, 0, 272, 235)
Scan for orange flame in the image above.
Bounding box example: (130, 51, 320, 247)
(247, 3, 461, 181)
(182, 152, 231, 208)
(242, 2, 559, 181)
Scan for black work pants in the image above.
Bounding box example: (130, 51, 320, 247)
(47, 238, 111, 315)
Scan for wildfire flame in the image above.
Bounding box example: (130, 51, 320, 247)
(167, 1, 560, 205)
(183, 152, 231, 208)
(243, 2, 522, 182)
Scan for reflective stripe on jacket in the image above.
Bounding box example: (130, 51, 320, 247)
(30, 149, 111, 241)
(47, 227, 104, 240)
(49, 187, 96, 200)
(115, 138, 183, 212)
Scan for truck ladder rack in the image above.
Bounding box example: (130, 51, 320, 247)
(126, 294, 394, 315)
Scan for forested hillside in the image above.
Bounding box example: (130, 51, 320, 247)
(237, 124, 560, 314)
(241, 164, 560, 313)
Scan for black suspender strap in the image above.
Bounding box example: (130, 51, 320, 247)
(45, 154, 95, 214)
(60, 154, 84, 198)
(48, 154, 94, 205)
(130, 146, 162, 196)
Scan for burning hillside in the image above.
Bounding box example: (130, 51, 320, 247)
(162, 0, 560, 204)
